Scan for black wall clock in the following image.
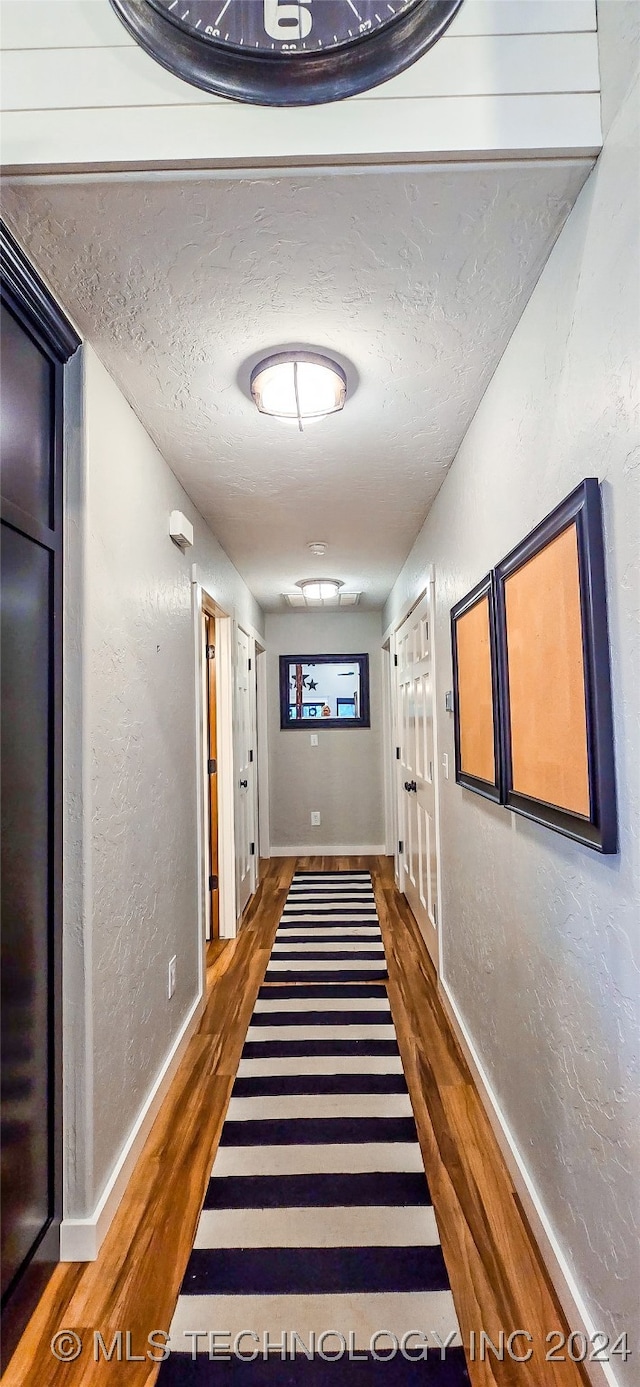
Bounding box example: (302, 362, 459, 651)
(109, 0, 465, 107)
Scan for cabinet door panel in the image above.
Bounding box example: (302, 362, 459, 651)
(0, 304, 53, 529)
(1, 525, 52, 1297)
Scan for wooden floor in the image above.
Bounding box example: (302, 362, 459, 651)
(2, 857, 587, 1386)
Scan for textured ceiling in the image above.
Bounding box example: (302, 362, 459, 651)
(2, 162, 592, 609)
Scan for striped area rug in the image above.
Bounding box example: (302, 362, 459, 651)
(264, 871, 388, 985)
(161, 872, 468, 1383)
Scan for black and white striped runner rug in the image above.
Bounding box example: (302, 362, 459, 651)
(161, 872, 468, 1383)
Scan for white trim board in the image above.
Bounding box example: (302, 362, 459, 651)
(192, 571, 237, 942)
(0, 0, 597, 51)
(214, 613, 237, 939)
(256, 646, 270, 861)
(270, 844, 388, 858)
(60, 990, 203, 1262)
(0, 94, 602, 173)
(438, 976, 621, 1387)
(381, 581, 430, 646)
(9, 156, 597, 189)
(3, 35, 600, 113)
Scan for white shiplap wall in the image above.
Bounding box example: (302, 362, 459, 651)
(0, 1, 601, 168)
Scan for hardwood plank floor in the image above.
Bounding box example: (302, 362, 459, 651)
(2, 856, 587, 1386)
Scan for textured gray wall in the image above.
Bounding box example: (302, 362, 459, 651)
(65, 345, 263, 1216)
(266, 612, 385, 851)
(384, 64, 640, 1374)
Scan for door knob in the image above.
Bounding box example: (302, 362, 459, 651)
(240, 778, 248, 788)
(404, 780, 412, 792)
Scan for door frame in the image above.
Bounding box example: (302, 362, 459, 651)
(383, 585, 428, 895)
(381, 642, 397, 861)
(203, 612, 219, 942)
(192, 572, 237, 943)
(235, 621, 264, 910)
(256, 642, 270, 861)
(384, 571, 444, 969)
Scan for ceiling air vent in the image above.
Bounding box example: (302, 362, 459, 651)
(283, 591, 361, 609)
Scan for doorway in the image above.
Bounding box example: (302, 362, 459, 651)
(204, 614, 219, 940)
(196, 590, 263, 940)
(197, 589, 238, 942)
(392, 584, 441, 968)
(235, 624, 259, 920)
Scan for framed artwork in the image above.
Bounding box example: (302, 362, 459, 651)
(280, 654, 370, 730)
(451, 574, 502, 802)
(494, 478, 617, 853)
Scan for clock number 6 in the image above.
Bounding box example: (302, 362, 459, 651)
(263, 0, 313, 41)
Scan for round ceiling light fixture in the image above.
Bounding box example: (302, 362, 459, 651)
(250, 352, 347, 431)
(297, 578, 343, 601)
(308, 541, 328, 557)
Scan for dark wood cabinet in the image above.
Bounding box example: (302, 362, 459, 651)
(0, 224, 80, 1356)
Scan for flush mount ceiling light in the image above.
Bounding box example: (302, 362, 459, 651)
(250, 352, 347, 431)
(298, 578, 342, 600)
(308, 541, 328, 557)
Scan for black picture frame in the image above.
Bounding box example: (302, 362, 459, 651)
(494, 478, 617, 854)
(109, 0, 464, 108)
(451, 573, 502, 803)
(280, 653, 370, 730)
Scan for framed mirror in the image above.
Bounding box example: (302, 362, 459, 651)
(279, 654, 370, 730)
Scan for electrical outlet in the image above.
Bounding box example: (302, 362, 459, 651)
(311, 811, 321, 827)
(168, 955, 176, 1000)
(310, 734, 318, 747)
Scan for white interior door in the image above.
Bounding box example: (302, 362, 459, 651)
(395, 590, 439, 967)
(235, 625, 257, 919)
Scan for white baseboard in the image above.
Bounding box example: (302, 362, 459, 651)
(270, 844, 388, 857)
(438, 976, 621, 1387)
(60, 990, 204, 1262)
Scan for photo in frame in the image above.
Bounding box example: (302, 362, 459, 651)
(494, 478, 617, 853)
(451, 573, 502, 803)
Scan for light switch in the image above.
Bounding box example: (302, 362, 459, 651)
(310, 734, 319, 747)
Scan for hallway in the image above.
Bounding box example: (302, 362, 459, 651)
(1, 8, 638, 1381)
(5, 860, 588, 1386)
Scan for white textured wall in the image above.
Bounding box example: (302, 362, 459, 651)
(384, 57, 640, 1376)
(65, 344, 262, 1215)
(596, 0, 640, 136)
(266, 611, 385, 852)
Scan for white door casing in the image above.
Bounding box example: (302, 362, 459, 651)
(235, 624, 258, 918)
(381, 645, 397, 859)
(256, 645, 270, 861)
(249, 641, 260, 889)
(394, 587, 440, 968)
(192, 572, 236, 942)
